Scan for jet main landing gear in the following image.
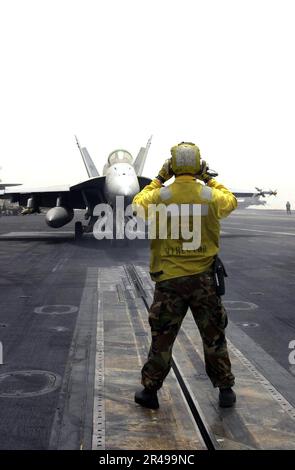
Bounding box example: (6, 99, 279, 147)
(74, 215, 98, 240)
(74, 221, 84, 240)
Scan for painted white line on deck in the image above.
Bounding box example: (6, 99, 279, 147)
(228, 340, 295, 421)
(92, 272, 105, 450)
(52, 258, 69, 272)
(1, 231, 73, 236)
(182, 322, 295, 422)
(225, 221, 295, 230)
(224, 226, 295, 236)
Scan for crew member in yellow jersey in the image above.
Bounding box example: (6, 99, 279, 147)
(133, 142, 237, 409)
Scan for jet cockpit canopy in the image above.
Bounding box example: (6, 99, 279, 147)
(108, 150, 133, 166)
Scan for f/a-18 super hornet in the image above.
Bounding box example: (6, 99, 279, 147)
(230, 186, 277, 209)
(0, 137, 152, 239)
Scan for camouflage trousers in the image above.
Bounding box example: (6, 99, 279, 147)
(141, 270, 235, 391)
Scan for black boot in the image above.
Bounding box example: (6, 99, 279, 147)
(134, 388, 159, 409)
(219, 387, 236, 408)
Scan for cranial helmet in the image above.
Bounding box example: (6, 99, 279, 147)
(170, 142, 201, 175)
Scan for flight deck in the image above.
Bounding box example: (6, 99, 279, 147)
(0, 210, 295, 450)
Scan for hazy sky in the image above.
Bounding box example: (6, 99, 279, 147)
(0, 0, 294, 208)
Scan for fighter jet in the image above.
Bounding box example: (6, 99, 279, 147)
(231, 187, 277, 208)
(254, 187, 277, 198)
(0, 137, 152, 239)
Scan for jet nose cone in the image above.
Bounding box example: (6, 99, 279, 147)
(121, 180, 136, 197)
(106, 174, 140, 205)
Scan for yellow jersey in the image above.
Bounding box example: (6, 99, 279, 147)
(133, 175, 237, 282)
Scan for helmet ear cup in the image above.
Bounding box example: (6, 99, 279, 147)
(170, 143, 201, 175)
(196, 159, 207, 176)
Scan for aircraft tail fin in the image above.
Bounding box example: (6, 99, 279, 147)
(134, 135, 152, 176)
(75, 135, 100, 178)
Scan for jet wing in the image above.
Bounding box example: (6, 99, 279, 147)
(0, 137, 106, 209)
(0, 183, 21, 190)
(70, 176, 107, 207)
(1, 178, 107, 209)
(232, 190, 258, 197)
(70, 176, 105, 191)
(1, 184, 77, 208)
(137, 176, 152, 190)
(3, 184, 70, 194)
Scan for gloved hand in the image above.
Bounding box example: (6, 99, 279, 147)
(156, 158, 174, 183)
(196, 160, 213, 184)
